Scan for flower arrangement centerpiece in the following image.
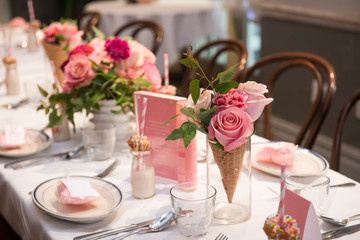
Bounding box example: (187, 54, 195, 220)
(38, 35, 161, 140)
(41, 19, 84, 86)
(165, 49, 273, 223)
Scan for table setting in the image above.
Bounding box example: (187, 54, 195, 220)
(1, 11, 360, 240)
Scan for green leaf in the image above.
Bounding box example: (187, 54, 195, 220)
(161, 114, 180, 127)
(181, 122, 196, 148)
(189, 80, 200, 104)
(179, 58, 197, 69)
(210, 140, 224, 150)
(37, 85, 48, 98)
(48, 109, 61, 128)
(165, 127, 183, 141)
(180, 107, 197, 119)
(198, 106, 219, 127)
(218, 71, 234, 83)
(135, 78, 153, 89)
(92, 26, 105, 40)
(214, 81, 239, 94)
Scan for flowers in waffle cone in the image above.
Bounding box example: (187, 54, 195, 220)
(164, 49, 273, 151)
(164, 49, 273, 203)
(38, 34, 161, 129)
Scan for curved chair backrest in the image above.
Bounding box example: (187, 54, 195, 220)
(113, 19, 163, 55)
(238, 52, 336, 149)
(331, 89, 360, 171)
(181, 39, 248, 96)
(77, 11, 101, 40)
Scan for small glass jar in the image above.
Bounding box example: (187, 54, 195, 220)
(130, 150, 155, 199)
(3, 57, 20, 95)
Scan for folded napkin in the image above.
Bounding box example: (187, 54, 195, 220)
(256, 142, 296, 167)
(56, 179, 100, 205)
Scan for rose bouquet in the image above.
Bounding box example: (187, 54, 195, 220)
(38, 36, 161, 129)
(165, 50, 273, 205)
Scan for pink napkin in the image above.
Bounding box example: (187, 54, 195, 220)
(56, 179, 100, 205)
(256, 142, 296, 167)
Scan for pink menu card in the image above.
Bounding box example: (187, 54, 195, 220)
(134, 91, 197, 183)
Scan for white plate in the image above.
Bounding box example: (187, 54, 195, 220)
(0, 129, 51, 158)
(251, 142, 329, 177)
(32, 176, 123, 223)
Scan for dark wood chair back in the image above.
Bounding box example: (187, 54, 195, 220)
(113, 19, 163, 55)
(180, 39, 248, 96)
(331, 89, 360, 171)
(238, 52, 336, 149)
(76, 11, 101, 40)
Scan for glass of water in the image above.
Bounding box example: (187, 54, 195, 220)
(170, 182, 216, 238)
(82, 123, 116, 161)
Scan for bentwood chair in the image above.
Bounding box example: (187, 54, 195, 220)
(113, 19, 163, 55)
(330, 89, 360, 171)
(76, 11, 101, 40)
(180, 39, 248, 97)
(238, 52, 336, 149)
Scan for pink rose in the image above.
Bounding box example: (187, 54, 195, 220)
(237, 81, 273, 121)
(208, 106, 253, 151)
(141, 61, 161, 88)
(43, 22, 63, 43)
(63, 54, 95, 92)
(126, 40, 156, 67)
(62, 23, 83, 49)
(185, 89, 212, 115)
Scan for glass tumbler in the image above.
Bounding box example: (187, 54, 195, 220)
(170, 182, 216, 238)
(82, 123, 116, 161)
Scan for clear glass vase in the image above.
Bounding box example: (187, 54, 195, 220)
(207, 137, 251, 224)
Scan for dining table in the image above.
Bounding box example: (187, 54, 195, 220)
(1, 31, 360, 240)
(84, 0, 228, 74)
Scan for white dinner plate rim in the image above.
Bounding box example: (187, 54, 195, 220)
(31, 176, 123, 223)
(0, 129, 51, 158)
(251, 141, 329, 177)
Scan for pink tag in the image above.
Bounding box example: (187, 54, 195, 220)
(285, 189, 321, 240)
(4, 125, 25, 146)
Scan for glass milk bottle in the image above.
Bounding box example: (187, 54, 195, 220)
(3, 56, 20, 95)
(131, 150, 155, 199)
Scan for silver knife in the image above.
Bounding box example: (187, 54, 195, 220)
(322, 223, 360, 239)
(73, 218, 155, 240)
(4, 146, 84, 169)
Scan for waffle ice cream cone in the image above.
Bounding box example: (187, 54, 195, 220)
(41, 39, 67, 86)
(210, 141, 248, 203)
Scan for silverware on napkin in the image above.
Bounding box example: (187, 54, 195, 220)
(2, 98, 29, 109)
(4, 145, 84, 169)
(73, 218, 156, 240)
(322, 223, 360, 239)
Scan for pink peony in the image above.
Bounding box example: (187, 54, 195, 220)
(43, 22, 63, 43)
(208, 106, 253, 151)
(63, 54, 95, 93)
(105, 37, 130, 61)
(141, 61, 161, 88)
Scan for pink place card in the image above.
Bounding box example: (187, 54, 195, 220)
(285, 189, 321, 240)
(5, 125, 25, 145)
(134, 91, 197, 183)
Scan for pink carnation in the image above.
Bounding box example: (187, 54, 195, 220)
(105, 37, 130, 61)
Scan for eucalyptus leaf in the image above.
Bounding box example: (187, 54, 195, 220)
(161, 114, 180, 127)
(189, 80, 200, 104)
(180, 107, 197, 119)
(198, 106, 219, 126)
(165, 127, 183, 141)
(214, 81, 239, 94)
(179, 58, 197, 69)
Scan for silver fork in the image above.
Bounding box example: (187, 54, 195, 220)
(215, 232, 228, 240)
(94, 158, 120, 178)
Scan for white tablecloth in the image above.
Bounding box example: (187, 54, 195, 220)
(84, 0, 228, 74)
(1, 33, 360, 240)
